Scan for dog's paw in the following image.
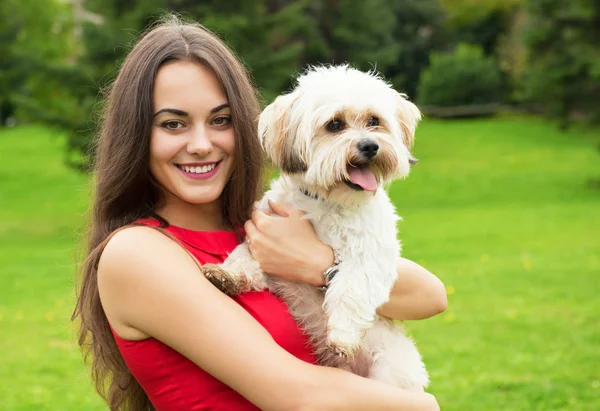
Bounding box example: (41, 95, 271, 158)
(327, 329, 362, 359)
(201, 264, 247, 295)
(328, 342, 358, 359)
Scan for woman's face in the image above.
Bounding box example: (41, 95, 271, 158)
(150, 60, 235, 209)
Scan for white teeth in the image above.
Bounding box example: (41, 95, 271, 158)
(179, 164, 216, 174)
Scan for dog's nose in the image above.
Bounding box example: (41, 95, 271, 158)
(357, 139, 379, 159)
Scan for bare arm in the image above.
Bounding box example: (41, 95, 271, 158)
(98, 227, 439, 411)
(376, 258, 447, 320)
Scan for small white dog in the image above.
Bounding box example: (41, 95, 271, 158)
(202, 65, 429, 390)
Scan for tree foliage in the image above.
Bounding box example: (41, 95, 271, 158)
(7, 0, 599, 168)
(441, 0, 521, 55)
(387, 0, 448, 99)
(520, 0, 600, 129)
(0, 0, 74, 125)
(418, 43, 503, 108)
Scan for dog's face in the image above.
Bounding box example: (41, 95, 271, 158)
(259, 65, 421, 202)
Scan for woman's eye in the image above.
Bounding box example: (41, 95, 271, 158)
(367, 116, 379, 127)
(326, 118, 345, 132)
(212, 116, 231, 126)
(162, 120, 185, 130)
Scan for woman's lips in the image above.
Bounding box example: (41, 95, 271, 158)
(175, 161, 221, 180)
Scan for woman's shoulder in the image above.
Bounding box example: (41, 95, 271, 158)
(97, 226, 179, 339)
(100, 225, 180, 270)
(97, 224, 210, 339)
(97, 225, 195, 299)
(105, 223, 168, 250)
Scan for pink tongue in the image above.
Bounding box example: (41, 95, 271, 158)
(348, 166, 378, 191)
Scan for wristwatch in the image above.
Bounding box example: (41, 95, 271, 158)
(320, 249, 341, 291)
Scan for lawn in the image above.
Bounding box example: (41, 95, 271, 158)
(0, 116, 598, 410)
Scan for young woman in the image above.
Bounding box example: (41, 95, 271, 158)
(73, 16, 446, 411)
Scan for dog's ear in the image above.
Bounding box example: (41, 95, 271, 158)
(258, 92, 307, 174)
(395, 92, 422, 148)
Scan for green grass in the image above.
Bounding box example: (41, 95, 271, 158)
(0, 116, 598, 410)
(394, 116, 600, 410)
(0, 125, 100, 409)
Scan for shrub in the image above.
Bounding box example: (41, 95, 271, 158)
(417, 43, 503, 109)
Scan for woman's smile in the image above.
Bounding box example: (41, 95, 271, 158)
(175, 161, 221, 180)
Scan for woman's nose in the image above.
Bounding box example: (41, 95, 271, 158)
(186, 126, 213, 156)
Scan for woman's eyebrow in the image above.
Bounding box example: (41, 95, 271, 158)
(211, 103, 230, 113)
(153, 108, 188, 117)
(153, 104, 229, 117)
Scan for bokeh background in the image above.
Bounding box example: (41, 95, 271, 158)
(1, 1, 599, 410)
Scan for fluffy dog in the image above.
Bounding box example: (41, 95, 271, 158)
(202, 65, 429, 390)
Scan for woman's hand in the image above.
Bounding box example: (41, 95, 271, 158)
(244, 200, 333, 286)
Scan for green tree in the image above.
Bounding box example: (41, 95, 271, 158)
(520, 0, 600, 129)
(187, 0, 401, 98)
(0, 0, 74, 125)
(441, 0, 521, 56)
(178, 0, 326, 101)
(309, 0, 398, 71)
(386, 0, 448, 100)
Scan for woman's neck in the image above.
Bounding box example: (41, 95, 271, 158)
(155, 195, 228, 232)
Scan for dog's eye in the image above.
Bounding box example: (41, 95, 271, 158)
(326, 119, 345, 133)
(367, 116, 380, 127)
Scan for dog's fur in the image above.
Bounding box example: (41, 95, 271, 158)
(202, 65, 429, 390)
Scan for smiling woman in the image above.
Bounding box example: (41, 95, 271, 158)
(149, 61, 237, 231)
(72, 14, 443, 411)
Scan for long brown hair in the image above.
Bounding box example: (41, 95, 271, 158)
(72, 16, 263, 410)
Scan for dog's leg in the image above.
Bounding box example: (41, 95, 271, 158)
(269, 277, 356, 369)
(324, 260, 398, 358)
(201, 244, 268, 295)
(362, 319, 429, 390)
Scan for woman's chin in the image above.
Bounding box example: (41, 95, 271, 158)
(158, 173, 228, 208)
(178, 188, 223, 206)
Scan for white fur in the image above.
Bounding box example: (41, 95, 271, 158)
(211, 65, 428, 390)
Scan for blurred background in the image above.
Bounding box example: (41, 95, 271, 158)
(0, 0, 598, 410)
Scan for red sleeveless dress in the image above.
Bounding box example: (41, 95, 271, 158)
(110, 220, 317, 410)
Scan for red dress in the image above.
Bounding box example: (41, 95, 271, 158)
(110, 220, 317, 410)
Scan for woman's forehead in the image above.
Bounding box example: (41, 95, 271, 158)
(153, 60, 227, 112)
